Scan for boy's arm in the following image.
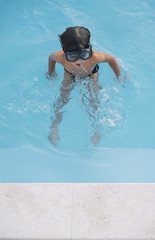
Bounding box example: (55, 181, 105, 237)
(98, 52, 121, 78)
(48, 53, 57, 76)
(108, 55, 120, 78)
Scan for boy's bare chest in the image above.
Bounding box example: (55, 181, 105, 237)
(62, 58, 97, 77)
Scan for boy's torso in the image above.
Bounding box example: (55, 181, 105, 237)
(56, 49, 101, 78)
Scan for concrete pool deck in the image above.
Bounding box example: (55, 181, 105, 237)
(0, 183, 155, 239)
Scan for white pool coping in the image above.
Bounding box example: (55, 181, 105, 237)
(0, 183, 155, 239)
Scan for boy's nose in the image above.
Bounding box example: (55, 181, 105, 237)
(75, 58, 82, 63)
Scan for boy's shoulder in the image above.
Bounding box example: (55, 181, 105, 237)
(49, 50, 65, 63)
(92, 49, 109, 63)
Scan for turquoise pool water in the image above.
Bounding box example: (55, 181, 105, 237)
(0, 0, 155, 182)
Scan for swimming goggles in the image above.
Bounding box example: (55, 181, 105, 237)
(65, 46, 92, 62)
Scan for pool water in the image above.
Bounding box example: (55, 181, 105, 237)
(0, 0, 155, 182)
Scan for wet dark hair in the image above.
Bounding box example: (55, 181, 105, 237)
(59, 26, 91, 53)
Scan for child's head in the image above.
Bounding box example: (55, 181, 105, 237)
(59, 26, 91, 53)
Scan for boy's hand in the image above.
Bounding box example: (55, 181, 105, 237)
(46, 71, 57, 80)
(46, 72, 51, 80)
(116, 72, 121, 80)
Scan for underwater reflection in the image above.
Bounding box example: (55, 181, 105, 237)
(48, 77, 74, 146)
(48, 76, 103, 146)
(48, 66, 128, 147)
(79, 79, 103, 145)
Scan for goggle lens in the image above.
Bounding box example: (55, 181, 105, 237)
(67, 53, 78, 62)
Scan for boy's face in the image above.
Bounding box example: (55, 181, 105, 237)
(65, 46, 92, 67)
(72, 58, 85, 67)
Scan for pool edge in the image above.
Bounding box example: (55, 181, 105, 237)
(0, 183, 155, 239)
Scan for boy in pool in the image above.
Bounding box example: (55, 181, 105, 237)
(48, 26, 120, 82)
(48, 26, 120, 146)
